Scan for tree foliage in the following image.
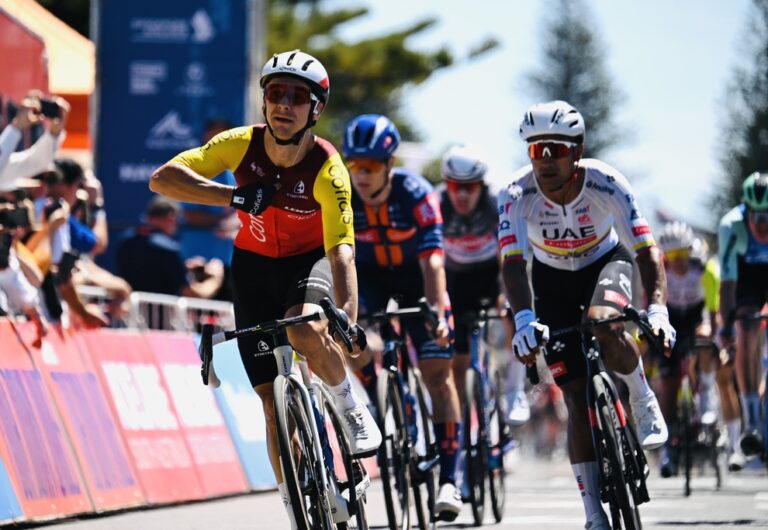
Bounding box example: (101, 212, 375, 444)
(524, 0, 624, 159)
(37, 0, 498, 144)
(710, 0, 768, 222)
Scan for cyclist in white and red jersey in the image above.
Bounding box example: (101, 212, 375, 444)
(498, 100, 674, 530)
(439, 145, 529, 426)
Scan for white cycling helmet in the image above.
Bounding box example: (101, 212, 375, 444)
(657, 221, 695, 252)
(519, 100, 586, 144)
(441, 145, 488, 183)
(260, 50, 329, 145)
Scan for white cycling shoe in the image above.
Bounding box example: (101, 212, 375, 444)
(340, 403, 382, 457)
(435, 483, 463, 519)
(584, 512, 611, 530)
(506, 389, 531, 426)
(630, 393, 668, 450)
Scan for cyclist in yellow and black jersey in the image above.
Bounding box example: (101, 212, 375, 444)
(150, 49, 380, 530)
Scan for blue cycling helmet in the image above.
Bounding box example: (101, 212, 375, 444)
(342, 114, 400, 160)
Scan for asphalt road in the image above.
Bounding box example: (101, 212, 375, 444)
(26, 450, 768, 530)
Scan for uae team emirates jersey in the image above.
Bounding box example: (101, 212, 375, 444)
(171, 125, 354, 258)
(497, 159, 655, 271)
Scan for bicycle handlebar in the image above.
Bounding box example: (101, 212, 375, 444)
(358, 297, 440, 338)
(199, 297, 365, 386)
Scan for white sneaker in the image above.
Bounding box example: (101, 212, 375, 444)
(435, 482, 462, 519)
(584, 512, 611, 530)
(340, 404, 382, 457)
(630, 393, 668, 450)
(506, 389, 531, 426)
(728, 450, 746, 472)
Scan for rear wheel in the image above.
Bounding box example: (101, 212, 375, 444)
(488, 369, 508, 523)
(463, 369, 486, 526)
(412, 368, 438, 530)
(275, 375, 334, 530)
(377, 371, 412, 530)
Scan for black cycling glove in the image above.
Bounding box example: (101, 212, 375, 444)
(230, 182, 276, 216)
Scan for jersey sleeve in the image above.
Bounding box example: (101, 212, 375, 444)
(497, 183, 529, 263)
(169, 126, 251, 179)
(718, 207, 746, 282)
(313, 152, 355, 251)
(412, 190, 444, 258)
(603, 170, 655, 255)
(701, 257, 720, 312)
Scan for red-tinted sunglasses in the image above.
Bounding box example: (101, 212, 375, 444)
(264, 83, 312, 106)
(527, 141, 576, 160)
(347, 159, 387, 173)
(446, 180, 481, 194)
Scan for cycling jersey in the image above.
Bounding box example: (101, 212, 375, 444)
(440, 186, 498, 271)
(171, 125, 354, 258)
(666, 258, 719, 312)
(718, 204, 768, 281)
(498, 159, 655, 271)
(352, 168, 443, 269)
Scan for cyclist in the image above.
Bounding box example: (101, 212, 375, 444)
(343, 114, 464, 518)
(498, 100, 673, 530)
(718, 171, 768, 460)
(654, 222, 732, 476)
(439, 145, 530, 426)
(149, 50, 381, 528)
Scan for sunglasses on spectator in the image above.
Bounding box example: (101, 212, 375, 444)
(749, 209, 768, 223)
(446, 180, 481, 194)
(264, 83, 312, 106)
(664, 248, 689, 261)
(347, 159, 387, 173)
(527, 141, 576, 160)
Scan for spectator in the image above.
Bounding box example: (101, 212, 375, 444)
(0, 94, 69, 189)
(177, 119, 238, 300)
(117, 196, 224, 298)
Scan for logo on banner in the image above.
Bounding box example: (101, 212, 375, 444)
(179, 62, 213, 97)
(130, 10, 215, 43)
(146, 111, 196, 150)
(130, 61, 167, 95)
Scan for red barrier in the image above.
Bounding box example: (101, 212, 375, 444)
(79, 330, 204, 504)
(0, 320, 92, 519)
(14, 323, 145, 511)
(143, 332, 248, 497)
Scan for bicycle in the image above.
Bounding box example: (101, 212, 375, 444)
(527, 305, 661, 530)
(675, 337, 725, 496)
(360, 298, 441, 530)
(459, 302, 514, 525)
(199, 298, 370, 530)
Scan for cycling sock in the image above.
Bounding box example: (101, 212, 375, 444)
(727, 419, 741, 453)
(739, 393, 761, 431)
(278, 483, 298, 530)
(436, 421, 462, 485)
(329, 375, 361, 411)
(572, 461, 605, 521)
(617, 357, 654, 402)
(353, 359, 378, 406)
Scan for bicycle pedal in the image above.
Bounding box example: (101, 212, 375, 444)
(435, 511, 459, 522)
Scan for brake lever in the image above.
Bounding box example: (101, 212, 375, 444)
(418, 297, 440, 338)
(320, 298, 355, 353)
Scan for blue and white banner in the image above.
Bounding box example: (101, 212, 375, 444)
(95, 0, 249, 228)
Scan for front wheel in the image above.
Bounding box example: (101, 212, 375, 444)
(463, 369, 486, 526)
(488, 369, 508, 523)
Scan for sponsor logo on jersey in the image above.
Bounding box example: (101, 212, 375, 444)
(499, 220, 511, 230)
(599, 278, 613, 286)
(632, 224, 651, 236)
(415, 193, 442, 226)
(499, 235, 517, 247)
(549, 361, 568, 378)
(606, 175, 616, 183)
(257, 340, 270, 352)
(585, 180, 615, 195)
(603, 290, 629, 307)
(577, 213, 592, 225)
(625, 193, 635, 204)
(508, 184, 523, 200)
(250, 162, 266, 177)
(542, 226, 597, 249)
(287, 179, 309, 200)
(630, 209, 641, 220)
(575, 205, 590, 214)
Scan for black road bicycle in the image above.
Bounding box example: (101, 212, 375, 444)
(199, 298, 370, 530)
(528, 305, 661, 530)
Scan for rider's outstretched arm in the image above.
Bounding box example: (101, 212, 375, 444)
(635, 247, 667, 307)
(502, 259, 532, 315)
(328, 243, 358, 323)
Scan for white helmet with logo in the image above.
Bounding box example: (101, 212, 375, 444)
(441, 145, 488, 183)
(519, 100, 586, 144)
(658, 221, 695, 252)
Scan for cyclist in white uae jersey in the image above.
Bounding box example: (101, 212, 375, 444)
(498, 100, 674, 530)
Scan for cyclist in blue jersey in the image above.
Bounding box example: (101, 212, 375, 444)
(718, 172, 768, 460)
(344, 114, 464, 518)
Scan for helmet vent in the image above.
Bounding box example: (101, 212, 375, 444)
(550, 109, 560, 123)
(301, 60, 315, 71)
(286, 51, 298, 65)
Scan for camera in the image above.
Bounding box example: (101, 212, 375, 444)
(43, 198, 66, 220)
(39, 98, 61, 119)
(0, 232, 12, 270)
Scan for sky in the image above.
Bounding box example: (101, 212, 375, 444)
(329, 0, 753, 230)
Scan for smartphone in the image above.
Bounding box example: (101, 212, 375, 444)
(44, 199, 65, 220)
(39, 98, 61, 119)
(5, 100, 18, 122)
(0, 232, 12, 270)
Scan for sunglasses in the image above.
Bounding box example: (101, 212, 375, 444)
(347, 159, 387, 173)
(664, 248, 689, 261)
(446, 180, 481, 194)
(264, 83, 312, 106)
(749, 209, 768, 223)
(527, 141, 576, 160)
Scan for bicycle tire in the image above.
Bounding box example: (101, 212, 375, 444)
(597, 392, 642, 530)
(680, 395, 692, 497)
(320, 386, 369, 530)
(488, 369, 507, 523)
(275, 375, 335, 530)
(376, 370, 412, 530)
(463, 369, 486, 526)
(411, 368, 438, 530)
